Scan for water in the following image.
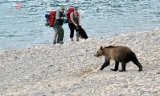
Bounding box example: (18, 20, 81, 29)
(0, 0, 160, 51)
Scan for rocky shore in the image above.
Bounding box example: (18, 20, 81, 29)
(0, 29, 160, 96)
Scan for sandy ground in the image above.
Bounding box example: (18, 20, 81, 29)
(0, 29, 160, 96)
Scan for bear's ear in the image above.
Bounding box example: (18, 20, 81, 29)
(100, 46, 103, 50)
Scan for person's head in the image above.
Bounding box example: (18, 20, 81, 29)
(74, 6, 78, 11)
(60, 6, 65, 12)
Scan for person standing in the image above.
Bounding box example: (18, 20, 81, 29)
(68, 6, 80, 42)
(53, 6, 65, 44)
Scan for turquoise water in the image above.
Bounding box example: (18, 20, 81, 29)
(0, 0, 160, 51)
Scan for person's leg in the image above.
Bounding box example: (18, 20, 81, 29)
(76, 26, 81, 41)
(76, 30, 80, 41)
(57, 25, 64, 44)
(68, 23, 75, 41)
(53, 27, 58, 44)
(59, 26, 64, 44)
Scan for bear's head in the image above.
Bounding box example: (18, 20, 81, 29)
(94, 46, 104, 57)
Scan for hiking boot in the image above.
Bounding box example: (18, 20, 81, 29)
(76, 38, 79, 41)
(53, 41, 56, 45)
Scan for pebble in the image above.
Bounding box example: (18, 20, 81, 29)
(0, 29, 160, 96)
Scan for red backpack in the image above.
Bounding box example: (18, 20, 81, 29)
(67, 7, 74, 22)
(48, 11, 56, 27)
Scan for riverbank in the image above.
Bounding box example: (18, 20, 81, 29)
(0, 29, 160, 96)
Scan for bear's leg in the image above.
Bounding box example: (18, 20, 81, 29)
(111, 61, 119, 71)
(132, 57, 143, 71)
(119, 62, 126, 72)
(100, 60, 110, 70)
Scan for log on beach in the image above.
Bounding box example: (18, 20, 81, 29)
(0, 29, 160, 96)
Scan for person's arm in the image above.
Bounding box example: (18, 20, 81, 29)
(78, 13, 80, 25)
(70, 13, 77, 26)
(56, 12, 60, 19)
(63, 11, 67, 17)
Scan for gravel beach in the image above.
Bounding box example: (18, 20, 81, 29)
(0, 29, 160, 96)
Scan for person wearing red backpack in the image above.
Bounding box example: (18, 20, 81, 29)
(53, 6, 66, 44)
(68, 6, 80, 42)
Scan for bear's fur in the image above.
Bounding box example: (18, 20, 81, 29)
(94, 46, 142, 72)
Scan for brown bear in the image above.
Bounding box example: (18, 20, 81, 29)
(94, 46, 142, 72)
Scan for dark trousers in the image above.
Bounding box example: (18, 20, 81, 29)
(68, 23, 76, 38)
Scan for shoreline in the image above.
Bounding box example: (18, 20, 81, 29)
(0, 29, 160, 95)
